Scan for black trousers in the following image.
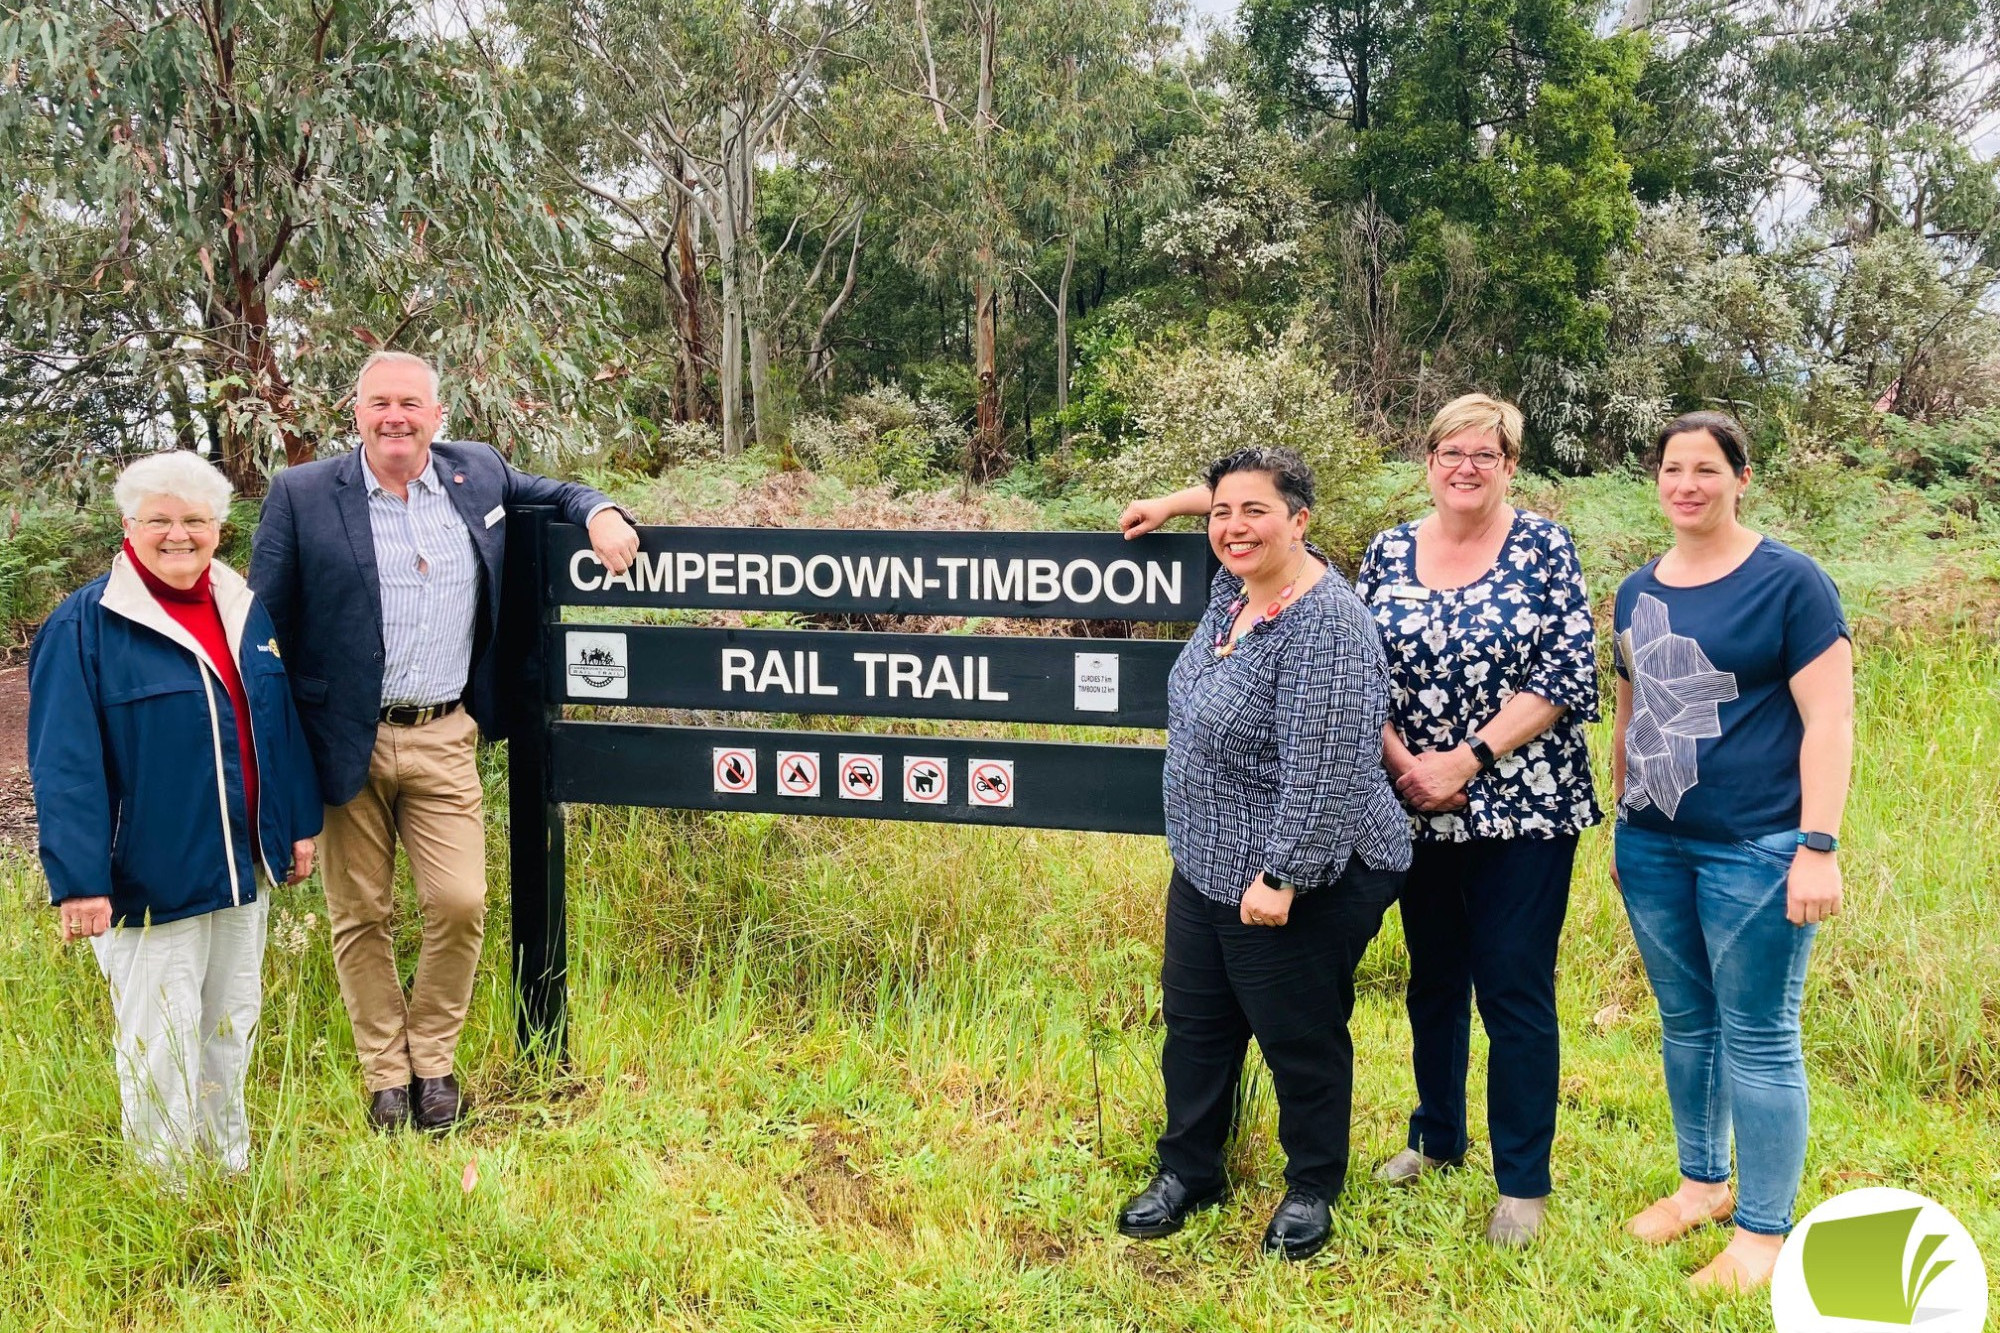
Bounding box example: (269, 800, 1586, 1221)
(1156, 860, 1402, 1201)
(1400, 834, 1576, 1198)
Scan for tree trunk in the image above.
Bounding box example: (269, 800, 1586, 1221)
(969, 1, 1004, 481)
(672, 175, 706, 423)
(1056, 231, 1076, 447)
(717, 238, 745, 455)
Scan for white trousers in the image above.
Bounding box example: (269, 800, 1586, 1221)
(90, 895, 269, 1176)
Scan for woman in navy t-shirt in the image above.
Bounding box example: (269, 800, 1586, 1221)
(1611, 411, 1854, 1296)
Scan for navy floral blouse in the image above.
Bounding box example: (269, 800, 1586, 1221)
(1354, 511, 1603, 842)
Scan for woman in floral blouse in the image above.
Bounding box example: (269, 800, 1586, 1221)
(1352, 394, 1601, 1247)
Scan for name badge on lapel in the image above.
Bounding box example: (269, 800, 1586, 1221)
(484, 505, 505, 529)
(1387, 583, 1431, 603)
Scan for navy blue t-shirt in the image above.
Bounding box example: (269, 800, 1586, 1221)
(1614, 537, 1849, 843)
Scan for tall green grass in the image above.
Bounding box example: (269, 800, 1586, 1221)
(1, 636, 1994, 1332)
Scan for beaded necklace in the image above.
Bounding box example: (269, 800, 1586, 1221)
(1213, 549, 1311, 659)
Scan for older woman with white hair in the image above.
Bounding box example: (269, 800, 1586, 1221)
(28, 450, 322, 1180)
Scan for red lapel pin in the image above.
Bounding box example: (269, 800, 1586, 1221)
(453, 473, 465, 483)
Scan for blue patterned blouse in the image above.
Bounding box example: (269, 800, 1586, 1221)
(1354, 510, 1603, 842)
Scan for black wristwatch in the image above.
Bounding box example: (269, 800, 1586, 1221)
(1465, 733, 1497, 771)
(1262, 871, 1298, 894)
(1796, 830, 1839, 853)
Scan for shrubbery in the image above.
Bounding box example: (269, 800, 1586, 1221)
(790, 384, 970, 492)
(1084, 324, 1402, 568)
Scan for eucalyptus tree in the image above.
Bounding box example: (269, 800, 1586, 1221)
(0, 0, 605, 491)
(513, 0, 870, 455)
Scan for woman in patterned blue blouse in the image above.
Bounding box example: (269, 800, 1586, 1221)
(1114, 448, 1411, 1262)
(1353, 394, 1603, 1248)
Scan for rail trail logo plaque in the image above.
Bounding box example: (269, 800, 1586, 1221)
(565, 631, 629, 699)
(712, 747, 756, 794)
(776, 751, 820, 797)
(903, 756, 948, 804)
(1771, 1186, 1988, 1331)
(838, 754, 884, 801)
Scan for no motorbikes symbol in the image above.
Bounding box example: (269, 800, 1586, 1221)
(968, 759, 1015, 808)
(712, 747, 756, 794)
(903, 756, 948, 804)
(838, 753, 884, 801)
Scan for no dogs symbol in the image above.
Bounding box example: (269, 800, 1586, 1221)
(712, 747, 757, 794)
(838, 753, 884, 801)
(776, 751, 820, 798)
(903, 756, 948, 805)
(968, 759, 1015, 808)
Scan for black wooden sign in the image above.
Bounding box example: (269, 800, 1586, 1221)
(550, 724, 1168, 834)
(548, 523, 1211, 619)
(549, 625, 1181, 728)
(501, 510, 1212, 1059)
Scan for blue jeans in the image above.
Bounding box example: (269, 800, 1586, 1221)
(1614, 822, 1818, 1236)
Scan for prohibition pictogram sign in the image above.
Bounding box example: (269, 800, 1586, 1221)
(903, 756, 948, 804)
(712, 747, 757, 794)
(838, 753, 884, 800)
(776, 750, 820, 797)
(968, 759, 1015, 808)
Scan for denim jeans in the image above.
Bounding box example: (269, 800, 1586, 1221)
(1614, 822, 1818, 1236)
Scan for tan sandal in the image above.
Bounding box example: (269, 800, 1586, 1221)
(1625, 1190, 1734, 1245)
(1689, 1247, 1772, 1294)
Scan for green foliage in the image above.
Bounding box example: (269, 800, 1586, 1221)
(0, 507, 121, 646)
(1088, 324, 1398, 567)
(790, 385, 971, 492)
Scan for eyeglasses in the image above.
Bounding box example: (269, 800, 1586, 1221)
(1431, 448, 1506, 472)
(133, 516, 217, 534)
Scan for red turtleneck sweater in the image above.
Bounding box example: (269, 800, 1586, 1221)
(125, 541, 259, 859)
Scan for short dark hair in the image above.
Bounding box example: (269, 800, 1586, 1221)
(1203, 447, 1316, 515)
(1653, 411, 1750, 475)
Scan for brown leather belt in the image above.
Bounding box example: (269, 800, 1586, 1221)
(379, 699, 462, 727)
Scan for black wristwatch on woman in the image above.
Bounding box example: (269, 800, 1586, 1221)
(1465, 733, 1498, 771)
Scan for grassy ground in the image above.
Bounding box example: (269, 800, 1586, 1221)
(2, 613, 1995, 1328)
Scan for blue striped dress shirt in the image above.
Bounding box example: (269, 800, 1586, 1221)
(359, 448, 479, 709)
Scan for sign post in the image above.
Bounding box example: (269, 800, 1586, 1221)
(501, 510, 1212, 1058)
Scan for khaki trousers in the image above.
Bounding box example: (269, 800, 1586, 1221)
(320, 708, 486, 1091)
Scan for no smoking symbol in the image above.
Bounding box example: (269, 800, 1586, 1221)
(838, 753, 884, 801)
(968, 759, 1015, 808)
(903, 756, 948, 805)
(712, 747, 756, 794)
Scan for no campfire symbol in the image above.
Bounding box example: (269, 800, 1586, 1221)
(712, 747, 757, 794)
(903, 756, 948, 805)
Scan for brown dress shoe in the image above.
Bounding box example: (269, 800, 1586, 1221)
(368, 1085, 413, 1133)
(412, 1073, 468, 1133)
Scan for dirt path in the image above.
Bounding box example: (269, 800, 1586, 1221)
(0, 667, 32, 848)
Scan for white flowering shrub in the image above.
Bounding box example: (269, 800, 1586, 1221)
(790, 384, 968, 491)
(1091, 326, 1395, 566)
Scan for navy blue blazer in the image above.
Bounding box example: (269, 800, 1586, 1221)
(249, 441, 619, 806)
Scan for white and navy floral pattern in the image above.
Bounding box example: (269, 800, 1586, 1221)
(1355, 511, 1603, 842)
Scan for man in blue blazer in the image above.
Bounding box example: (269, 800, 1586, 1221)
(251, 351, 640, 1133)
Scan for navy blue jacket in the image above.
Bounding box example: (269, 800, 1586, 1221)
(248, 441, 619, 805)
(28, 556, 324, 926)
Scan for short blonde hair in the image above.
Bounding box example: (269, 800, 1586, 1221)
(113, 451, 234, 521)
(1423, 394, 1525, 462)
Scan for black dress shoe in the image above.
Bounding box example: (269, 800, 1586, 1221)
(1261, 1190, 1332, 1261)
(412, 1073, 468, 1133)
(368, 1085, 413, 1133)
(1116, 1171, 1229, 1239)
